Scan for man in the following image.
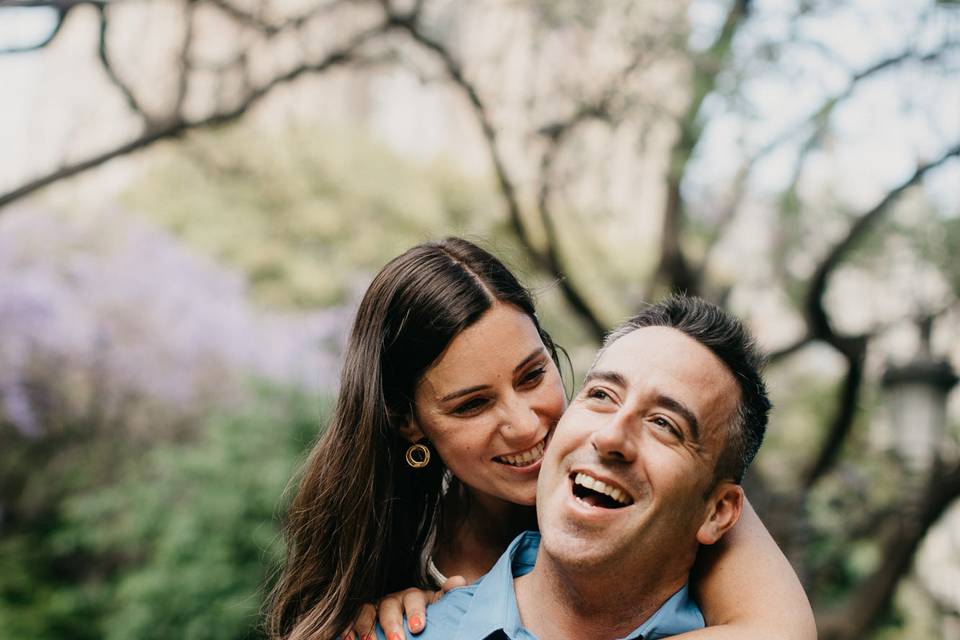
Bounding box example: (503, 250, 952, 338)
(380, 294, 772, 640)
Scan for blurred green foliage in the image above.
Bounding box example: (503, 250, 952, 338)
(125, 124, 504, 309)
(123, 124, 601, 374)
(0, 389, 325, 640)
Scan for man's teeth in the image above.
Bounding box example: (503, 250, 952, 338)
(497, 440, 545, 467)
(574, 472, 632, 505)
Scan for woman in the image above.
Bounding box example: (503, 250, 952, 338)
(266, 238, 814, 640)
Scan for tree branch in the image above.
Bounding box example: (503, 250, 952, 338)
(96, 4, 150, 123)
(534, 109, 615, 343)
(0, 22, 386, 210)
(801, 341, 866, 489)
(389, 17, 528, 243)
(391, 11, 610, 341)
(697, 43, 959, 289)
(650, 0, 750, 299)
(818, 462, 960, 640)
(202, 0, 348, 36)
(795, 142, 960, 488)
(766, 42, 959, 170)
(172, 0, 196, 117)
(0, 0, 101, 5)
(767, 334, 813, 364)
(0, 6, 69, 54)
(806, 143, 960, 342)
(527, 48, 659, 343)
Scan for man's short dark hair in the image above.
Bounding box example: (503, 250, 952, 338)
(601, 295, 770, 483)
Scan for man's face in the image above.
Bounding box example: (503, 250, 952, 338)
(536, 326, 741, 573)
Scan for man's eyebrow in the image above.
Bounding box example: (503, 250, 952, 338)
(582, 369, 628, 389)
(656, 394, 700, 442)
(439, 348, 547, 402)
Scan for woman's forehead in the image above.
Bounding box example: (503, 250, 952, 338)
(419, 303, 544, 395)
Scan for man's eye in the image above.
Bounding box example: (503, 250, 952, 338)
(452, 398, 488, 415)
(586, 388, 612, 402)
(651, 416, 680, 437)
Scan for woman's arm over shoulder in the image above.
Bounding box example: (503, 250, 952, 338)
(675, 498, 817, 640)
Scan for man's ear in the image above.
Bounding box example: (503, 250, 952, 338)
(697, 482, 744, 545)
(397, 414, 425, 444)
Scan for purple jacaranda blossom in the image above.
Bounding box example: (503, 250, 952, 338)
(0, 206, 351, 437)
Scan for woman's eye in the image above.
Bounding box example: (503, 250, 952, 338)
(519, 366, 546, 386)
(452, 397, 488, 415)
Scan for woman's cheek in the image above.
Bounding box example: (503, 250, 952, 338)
(546, 377, 567, 421)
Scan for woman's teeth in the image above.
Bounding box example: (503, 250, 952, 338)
(573, 472, 633, 506)
(496, 439, 545, 467)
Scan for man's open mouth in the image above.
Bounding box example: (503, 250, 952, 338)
(571, 472, 634, 509)
(494, 437, 546, 467)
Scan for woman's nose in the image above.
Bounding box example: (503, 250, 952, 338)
(500, 396, 541, 442)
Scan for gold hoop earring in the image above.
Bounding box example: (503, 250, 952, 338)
(405, 443, 431, 469)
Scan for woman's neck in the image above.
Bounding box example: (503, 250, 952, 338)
(432, 487, 537, 583)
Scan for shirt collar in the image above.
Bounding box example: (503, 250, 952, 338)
(453, 531, 703, 640)
(454, 531, 538, 640)
(630, 583, 704, 640)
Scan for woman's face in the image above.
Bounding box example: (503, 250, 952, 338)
(403, 302, 566, 507)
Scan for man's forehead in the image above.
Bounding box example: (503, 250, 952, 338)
(596, 326, 712, 371)
(594, 326, 739, 425)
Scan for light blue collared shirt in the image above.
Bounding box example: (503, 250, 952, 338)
(377, 531, 704, 640)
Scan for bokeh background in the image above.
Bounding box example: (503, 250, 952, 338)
(1, 0, 959, 638)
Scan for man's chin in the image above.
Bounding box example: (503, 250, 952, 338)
(539, 520, 628, 569)
(539, 534, 624, 575)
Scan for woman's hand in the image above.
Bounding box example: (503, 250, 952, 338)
(343, 576, 467, 640)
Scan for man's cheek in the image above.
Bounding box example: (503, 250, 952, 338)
(559, 406, 596, 438)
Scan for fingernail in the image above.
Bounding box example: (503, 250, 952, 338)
(409, 615, 423, 632)
(388, 634, 403, 640)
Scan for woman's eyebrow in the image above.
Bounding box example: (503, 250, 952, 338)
(439, 348, 546, 402)
(513, 347, 547, 374)
(440, 385, 489, 402)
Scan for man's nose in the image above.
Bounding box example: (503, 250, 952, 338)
(590, 410, 638, 462)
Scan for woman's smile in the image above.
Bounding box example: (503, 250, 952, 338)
(494, 435, 548, 467)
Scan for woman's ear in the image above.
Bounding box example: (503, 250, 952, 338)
(697, 482, 744, 545)
(398, 415, 425, 444)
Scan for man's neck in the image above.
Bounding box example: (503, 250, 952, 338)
(515, 552, 689, 640)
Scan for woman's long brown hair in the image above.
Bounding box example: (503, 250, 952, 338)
(265, 238, 559, 640)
